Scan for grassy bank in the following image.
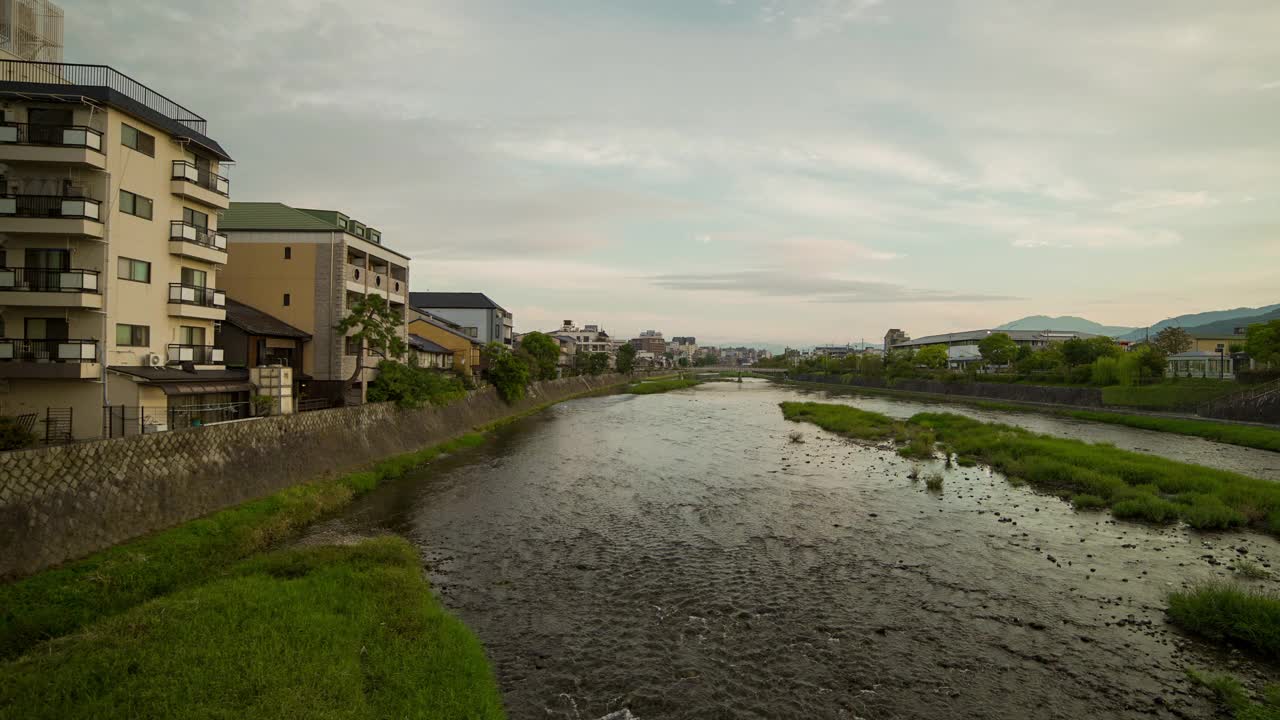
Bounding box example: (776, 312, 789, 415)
(780, 401, 1280, 534)
(1102, 381, 1238, 410)
(1064, 410, 1280, 453)
(628, 377, 701, 394)
(1169, 583, 1280, 662)
(0, 537, 505, 720)
(0, 433, 486, 661)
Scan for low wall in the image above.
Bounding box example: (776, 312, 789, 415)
(791, 373, 1103, 407)
(0, 373, 637, 579)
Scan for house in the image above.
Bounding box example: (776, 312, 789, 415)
(0, 55, 237, 441)
(218, 202, 410, 404)
(217, 298, 311, 375)
(407, 308, 482, 376)
(408, 292, 512, 347)
(1167, 351, 1234, 380)
(408, 335, 454, 370)
(886, 328, 1101, 369)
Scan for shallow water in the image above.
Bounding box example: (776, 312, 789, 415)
(301, 379, 1280, 719)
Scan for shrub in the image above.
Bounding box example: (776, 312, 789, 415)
(367, 360, 466, 409)
(1169, 583, 1280, 661)
(1091, 356, 1120, 386)
(925, 474, 944, 491)
(1180, 495, 1247, 530)
(1070, 494, 1107, 510)
(1112, 494, 1181, 524)
(483, 343, 532, 403)
(0, 416, 37, 451)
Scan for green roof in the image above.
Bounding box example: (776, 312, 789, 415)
(220, 202, 338, 232)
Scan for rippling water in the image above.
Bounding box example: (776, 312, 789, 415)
(301, 380, 1280, 719)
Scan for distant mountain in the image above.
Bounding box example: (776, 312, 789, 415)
(996, 316, 1135, 336)
(1115, 304, 1280, 341)
(1181, 306, 1280, 337)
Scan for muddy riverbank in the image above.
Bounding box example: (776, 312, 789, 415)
(300, 379, 1280, 719)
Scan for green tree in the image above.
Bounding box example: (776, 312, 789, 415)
(915, 344, 949, 369)
(483, 342, 531, 403)
(588, 352, 610, 375)
(368, 360, 466, 408)
(1152, 326, 1193, 356)
(334, 294, 407, 399)
(1085, 336, 1121, 360)
(978, 333, 1019, 368)
(1245, 320, 1280, 367)
(616, 343, 637, 374)
(677, 357, 690, 368)
(519, 331, 561, 381)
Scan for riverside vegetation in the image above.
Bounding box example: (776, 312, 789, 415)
(627, 377, 701, 394)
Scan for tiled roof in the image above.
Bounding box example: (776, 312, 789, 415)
(220, 202, 337, 231)
(408, 335, 451, 354)
(223, 299, 311, 339)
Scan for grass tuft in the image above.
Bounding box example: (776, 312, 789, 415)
(924, 474, 944, 491)
(788, 430, 805, 444)
(0, 538, 506, 720)
(628, 378, 701, 395)
(1070, 494, 1107, 510)
(1168, 583, 1280, 661)
(1235, 559, 1271, 581)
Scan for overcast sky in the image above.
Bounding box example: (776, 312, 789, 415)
(67, 0, 1280, 346)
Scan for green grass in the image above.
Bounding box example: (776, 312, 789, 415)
(1169, 583, 1280, 662)
(627, 377, 701, 394)
(1070, 493, 1107, 510)
(0, 433, 486, 661)
(1102, 380, 1238, 410)
(1186, 669, 1280, 720)
(925, 474, 944, 491)
(780, 402, 1280, 534)
(1064, 410, 1280, 453)
(0, 537, 505, 720)
(1236, 559, 1271, 581)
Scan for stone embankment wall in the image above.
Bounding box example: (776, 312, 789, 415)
(0, 373, 638, 579)
(791, 373, 1103, 407)
(1198, 381, 1280, 424)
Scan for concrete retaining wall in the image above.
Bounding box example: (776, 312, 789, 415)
(791, 373, 1103, 407)
(0, 373, 636, 579)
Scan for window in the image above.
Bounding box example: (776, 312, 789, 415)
(119, 189, 153, 220)
(283, 293, 291, 306)
(121, 123, 155, 156)
(183, 207, 208, 229)
(181, 267, 207, 287)
(117, 257, 151, 283)
(344, 336, 361, 356)
(178, 326, 206, 346)
(115, 324, 150, 347)
(465, 327, 478, 338)
(284, 246, 292, 260)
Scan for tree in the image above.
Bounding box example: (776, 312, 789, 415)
(519, 331, 560, 381)
(334, 294, 407, 401)
(915, 344, 949, 369)
(483, 342, 531, 403)
(588, 352, 610, 375)
(1085, 336, 1121, 360)
(1152, 326, 1193, 356)
(1245, 320, 1280, 367)
(978, 333, 1019, 368)
(368, 360, 466, 408)
(616, 343, 637, 374)
(678, 357, 690, 368)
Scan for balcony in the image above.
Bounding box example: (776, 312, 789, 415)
(170, 160, 230, 209)
(0, 267, 102, 309)
(0, 194, 104, 238)
(169, 220, 228, 264)
(344, 263, 367, 294)
(167, 283, 226, 320)
(166, 344, 224, 366)
(0, 338, 100, 379)
(0, 123, 107, 169)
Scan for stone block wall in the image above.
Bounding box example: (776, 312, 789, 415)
(0, 373, 635, 579)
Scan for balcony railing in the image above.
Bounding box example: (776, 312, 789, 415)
(0, 267, 99, 293)
(171, 160, 230, 196)
(167, 344, 224, 365)
(169, 221, 227, 251)
(168, 283, 226, 308)
(0, 60, 208, 134)
(0, 338, 97, 363)
(0, 194, 101, 220)
(0, 123, 104, 151)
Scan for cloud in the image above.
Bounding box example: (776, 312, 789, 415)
(1012, 226, 1181, 249)
(1109, 191, 1219, 213)
(648, 269, 1018, 303)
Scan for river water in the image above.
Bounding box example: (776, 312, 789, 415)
(301, 379, 1280, 719)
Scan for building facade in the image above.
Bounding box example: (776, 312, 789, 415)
(219, 202, 410, 403)
(630, 330, 666, 356)
(886, 328, 1100, 369)
(409, 292, 512, 347)
(407, 308, 482, 377)
(0, 59, 236, 441)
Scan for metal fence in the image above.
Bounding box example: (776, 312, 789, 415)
(104, 402, 250, 438)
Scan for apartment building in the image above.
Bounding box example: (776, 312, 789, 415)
(219, 202, 409, 403)
(407, 308, 481, 376)
(0, 58, 236, 441)
(409, 292, 512, 346)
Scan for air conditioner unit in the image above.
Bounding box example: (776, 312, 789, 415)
(145, 353, 163, 367)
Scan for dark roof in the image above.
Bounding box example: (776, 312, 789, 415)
(408, 335, 451, 354)
(408, 309, 479, 344)
(110, 367, 250, 383)
(223, 299, 311, 339)
(409, 292, 503, 310)
(220, 202, 340, 232)
(0, 61, 232, 161)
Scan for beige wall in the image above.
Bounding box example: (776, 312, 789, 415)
(408, 319, 479, 376)
(1193, 337, 1242, 353)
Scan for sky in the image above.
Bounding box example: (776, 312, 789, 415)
(66, 0, 1280, 347)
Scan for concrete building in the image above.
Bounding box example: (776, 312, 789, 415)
(883, 329, 909, 356)
(552, 321, 615, 355)
(409, 292, 512, 347)
(407, 308, 481, 377)
(0, 58, 237, 441)
(219, 202, 410, 403)
(887, 328, 1099, 369)
(0, 0, 63, 64)
(630, 330, 666, 356)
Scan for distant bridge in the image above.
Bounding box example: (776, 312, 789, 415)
(693, 366, 787, 375)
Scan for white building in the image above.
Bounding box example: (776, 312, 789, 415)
(409, 292, 512, 347)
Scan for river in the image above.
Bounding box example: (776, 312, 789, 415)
(301, 379, 1280, 719)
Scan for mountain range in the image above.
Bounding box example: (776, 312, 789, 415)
(998, 304, 1280, 340)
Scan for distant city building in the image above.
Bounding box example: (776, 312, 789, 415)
(630, 334, 666, 356)
(813, 345, 857, 360)
(887, 328, 1100, 369)
(883, 329, 909, 356)
(409, 292, 512, 347)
